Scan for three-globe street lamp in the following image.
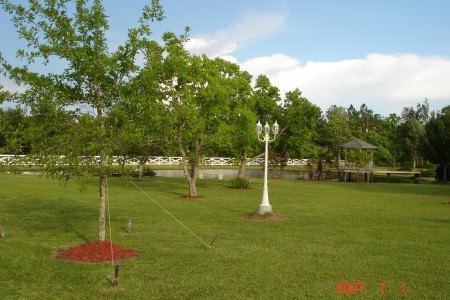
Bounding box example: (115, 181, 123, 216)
(256, 120, 279, 215)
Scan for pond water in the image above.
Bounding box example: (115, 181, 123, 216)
(8, 169, 324, 180)
(154, 169, 310, 180)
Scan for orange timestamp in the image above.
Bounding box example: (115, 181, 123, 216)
(336, 282, 407, 295)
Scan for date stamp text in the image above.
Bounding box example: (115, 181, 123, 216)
(336, 282, 407, 295)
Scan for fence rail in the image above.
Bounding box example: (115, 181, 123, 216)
(0, 155, 309, 167)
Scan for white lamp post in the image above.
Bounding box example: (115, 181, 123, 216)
(256, 120, 279, 214)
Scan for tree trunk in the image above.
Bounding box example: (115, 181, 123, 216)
(239, 152, 265, 179)
(299, 157, 304, 179)
(184, 162, 198, 197)
(98, 173, 106, 242)
(444, 164, 448, 182)
(180, 146, 199, 197)
(138, 157, 148, 180)
(120, 155, 127, 177)
(189, 166, 198, 197)
(139, 163, 144, 180)
(97, 106, 107, 242)
(238, 153, 248, 178)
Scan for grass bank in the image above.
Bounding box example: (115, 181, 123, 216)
(0, 174, 449, 299)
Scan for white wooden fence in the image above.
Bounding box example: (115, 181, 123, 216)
(0, 155, 309, 167)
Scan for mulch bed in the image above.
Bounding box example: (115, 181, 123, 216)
(55, 241, 139, 263)
(240, 213, 288, 220)
(181, 195, 204, 199)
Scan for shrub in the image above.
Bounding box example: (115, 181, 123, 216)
(399, 162, 414, 171)
(436, 163, 450, 181)
(229, 177, 251, 189)
(420, 168, 435, 177)
(143, 168, 156, 177)
(132, 167, 156, 178)
(387, 176, 412, 184)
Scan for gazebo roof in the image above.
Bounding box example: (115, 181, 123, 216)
(337, 138, 377, 149)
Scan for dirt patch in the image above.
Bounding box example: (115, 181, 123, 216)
(55, 241, 139, 263)
(241, 213, 288, 220)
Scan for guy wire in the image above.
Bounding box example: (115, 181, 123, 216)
(130, 180, 211, 249)
(4, 198, 50, 236)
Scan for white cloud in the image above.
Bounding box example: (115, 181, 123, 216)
(240, 54, 299, 75)
(179, 7, 450, 115)
(219, 55, 238, 64)
(240, 53, 450, 115)
(184, 12, 287, 58)
(0, 78, 27, 94)
(185, 38, 216, 51)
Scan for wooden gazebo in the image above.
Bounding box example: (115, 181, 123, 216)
(337, 138, 377, 182)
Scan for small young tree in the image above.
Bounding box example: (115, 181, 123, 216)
(0, 0, 167, 241)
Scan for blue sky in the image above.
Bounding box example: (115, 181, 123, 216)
(1, 0, 450, 116)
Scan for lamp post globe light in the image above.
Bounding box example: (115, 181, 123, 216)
(256, 120, 279, 215)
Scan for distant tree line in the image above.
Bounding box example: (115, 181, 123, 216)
(2, 93, 449, 180)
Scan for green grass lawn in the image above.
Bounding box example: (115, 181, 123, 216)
(0, 174, 449, 299)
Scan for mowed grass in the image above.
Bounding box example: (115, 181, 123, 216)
(0, 174, 449, 299)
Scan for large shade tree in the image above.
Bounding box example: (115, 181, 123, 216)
(0, 84, 7, 103)
(424, 106, 450, 181)
(279, 88, 321, 160)
(234, 75, 281, 178)
(347, 104, 396, 166)
(321, 105, 353, 165)
(219, 74, 255, 179)
(0, 107, 30, 154)
(161, 33, 254, 196)
(398, 117, 425, 169)
(398, 100, 429, 168)
(0, 0, 167, 241)
(112, 38, 168, 180)
(371, 113, 401, 167)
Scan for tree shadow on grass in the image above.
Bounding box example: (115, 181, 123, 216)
(1, 195, 97, 240)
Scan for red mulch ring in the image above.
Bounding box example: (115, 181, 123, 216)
(240, 213, 288, 220)
(55, 241, 139, 263)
